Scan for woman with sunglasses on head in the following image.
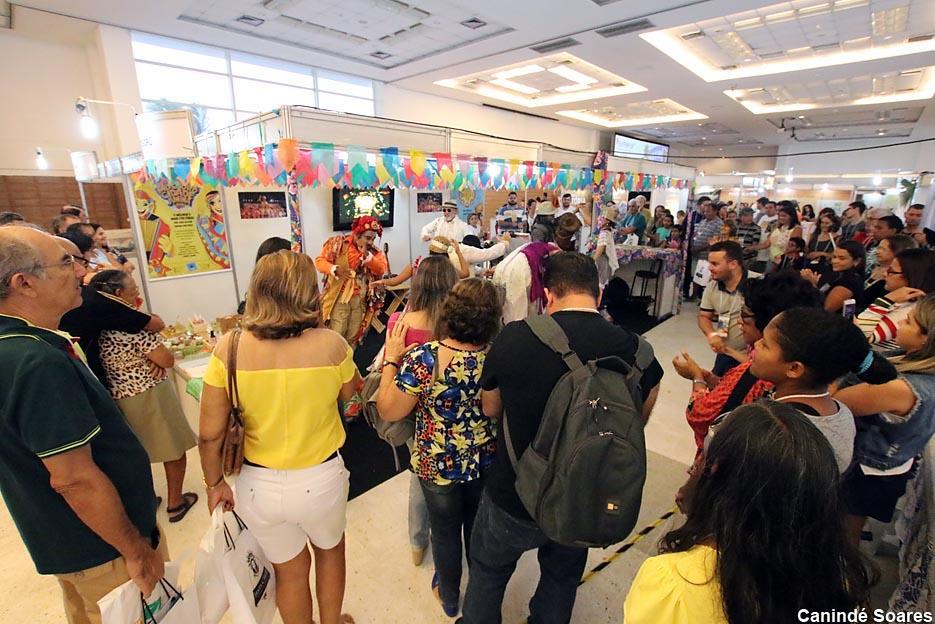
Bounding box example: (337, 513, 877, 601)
(855, 248, 935, 346)
(625, 401, 875, 624)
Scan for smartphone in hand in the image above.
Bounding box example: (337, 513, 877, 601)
(842, 298, 856, 320)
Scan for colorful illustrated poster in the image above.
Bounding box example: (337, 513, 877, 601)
(133, 179, 231, 280)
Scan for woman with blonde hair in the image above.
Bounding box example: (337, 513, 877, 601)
(199, 250, 359, 624)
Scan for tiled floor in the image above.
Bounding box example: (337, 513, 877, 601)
(0, 305, 898, 622)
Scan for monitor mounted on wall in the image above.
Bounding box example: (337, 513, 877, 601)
(331, 187, 395, 231)
(613, 134, 669, 163)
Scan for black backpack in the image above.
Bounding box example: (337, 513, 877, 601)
(502, 315, 653, 548)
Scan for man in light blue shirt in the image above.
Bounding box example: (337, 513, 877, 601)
(619, 199, 647, 242)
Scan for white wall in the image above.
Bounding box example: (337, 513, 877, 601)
(380, 84, 603, 154)
(0, 9, 109, 174)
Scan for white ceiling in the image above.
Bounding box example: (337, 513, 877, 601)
(12, 0, 935, 149)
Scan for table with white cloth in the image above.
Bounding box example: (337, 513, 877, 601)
(610, 245, 683, 319)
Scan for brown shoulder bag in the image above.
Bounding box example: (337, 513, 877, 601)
(221, 329, 245, 476)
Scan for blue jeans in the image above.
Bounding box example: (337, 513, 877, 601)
(419, 477, 485, 604)
(409, 472, 430, 549)
(461, 493, 588, 624)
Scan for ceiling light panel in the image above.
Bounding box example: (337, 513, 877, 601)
(555, 98, 707, 128)
(725, 65, 935, 112)
(434, 52, 646, 108)
(639, 0, 935, 82)
(179, 0, 512, 68)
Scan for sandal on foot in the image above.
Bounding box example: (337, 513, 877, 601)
(167, 492, 198, 523)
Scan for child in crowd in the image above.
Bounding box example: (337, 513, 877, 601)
(836, 295, 935, 558)
(653, 214, 675, 247)
(666, 225, 683, 250)
(774, 236, 807, 272)
(747, 307, 874, 473)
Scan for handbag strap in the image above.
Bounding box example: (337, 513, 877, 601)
(227, 329, 242, 412)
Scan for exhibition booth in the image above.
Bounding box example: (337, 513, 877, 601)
(84, 105, 695, 329)
(61, 105, 693, 427)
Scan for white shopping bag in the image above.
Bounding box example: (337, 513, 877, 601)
(693, 259, 711, 287)
(221, 515, 277, 624)
(98, 561, 181, 624)
(158, 579, 200, 624)
(195, 508, 242, 624)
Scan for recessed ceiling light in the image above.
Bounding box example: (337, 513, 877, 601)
(766, 10, 795, 22)
(370, 51, 392, 60)
(555, 84, 591, 93)
(235, 15, 265, 27)
(490, 78, 540, 94)
(548, 65, 599, 85)
(460, 17, 487, 29)
(492, 64, 545, 80)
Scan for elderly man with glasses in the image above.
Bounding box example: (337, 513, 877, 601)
(0, 226, 166, 624)
(421, 201, 471, 244)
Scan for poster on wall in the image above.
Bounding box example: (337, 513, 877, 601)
(238, 191, 288, 219)
(416, 192, 443, 213)
(455, 186, 485, 221)
(133, 179, 231, 280)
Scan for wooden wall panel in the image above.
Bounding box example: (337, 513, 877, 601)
(0, 176, 128, 230)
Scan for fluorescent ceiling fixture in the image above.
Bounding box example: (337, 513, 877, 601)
(458, 84, 644, 108)
(798, 3, 831, 15)
(834, 0, 868, 8)
(733, 17, 762, 29)
(765, 10, 796, 22)
(555, 83, 591, 93)
(555, 108, 707, 128)
(492, 64, 544, 80)
(787, 46, 811, 54)
(640, 29, 935, 82)
(547, 65, 598, 85)
(434, 79, 458, 88)
(841, 173, 905, 179)
(725, 68, 935, 113)
(490, 78, 540, 94)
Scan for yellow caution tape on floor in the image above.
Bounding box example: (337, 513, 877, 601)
(578, 507, 679, 586)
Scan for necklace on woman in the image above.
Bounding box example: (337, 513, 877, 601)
(439, 340, 484, 353)
(775, 391, 830, 402)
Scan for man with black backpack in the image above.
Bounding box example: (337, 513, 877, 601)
(460, 252, 663, 624)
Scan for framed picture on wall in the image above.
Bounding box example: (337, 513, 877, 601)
(238, 191, 287, 219)
(417, 192, 444, 213)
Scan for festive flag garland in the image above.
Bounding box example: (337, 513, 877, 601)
(131, 142, 690, 192)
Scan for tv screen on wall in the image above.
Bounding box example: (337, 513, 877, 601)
(613, 134, 669, 163)
(331, 187, 395, 231)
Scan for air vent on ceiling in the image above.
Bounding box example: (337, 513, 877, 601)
(721, 64, 737, 70)
(530, 37, 581, 53)
(370, 51, 392, 60)
(681, 30, 704, 40)
(590, 0, 625, 5)
(908, 34, 933, 42)
(596, 19, 654, 38)
(460, 17, 487, 29)
(236, 15, 265, 27)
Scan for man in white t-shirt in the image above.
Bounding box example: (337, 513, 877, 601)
(421, 201, 470, 243)
(698, 240, 747, 376)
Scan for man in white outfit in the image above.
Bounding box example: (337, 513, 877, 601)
(421, 201, 470, 244)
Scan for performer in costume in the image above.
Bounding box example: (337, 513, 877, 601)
(315, 216, 388, 346)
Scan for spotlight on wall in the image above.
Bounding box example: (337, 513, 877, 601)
(35, 147, 48, 170)
(75, 98, 99, 139)
(872, 173, 883, 186)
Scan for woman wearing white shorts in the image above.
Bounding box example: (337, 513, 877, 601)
(199, 250, 361, 624)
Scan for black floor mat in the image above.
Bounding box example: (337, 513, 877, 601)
(343, 326, 409, 500)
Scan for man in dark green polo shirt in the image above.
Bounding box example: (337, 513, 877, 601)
(0, 227, 163, 624)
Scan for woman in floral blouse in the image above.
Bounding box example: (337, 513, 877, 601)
(377, 278, 502, 618)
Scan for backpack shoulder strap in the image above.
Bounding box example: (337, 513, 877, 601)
(524, 315, 584, 371)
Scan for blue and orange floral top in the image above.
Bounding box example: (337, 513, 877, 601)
(395, 341, 497, 485)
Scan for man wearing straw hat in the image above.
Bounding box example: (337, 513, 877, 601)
(315, 216, 388, 345)
(421, 201, 470, 245)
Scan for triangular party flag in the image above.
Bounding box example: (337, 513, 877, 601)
(312, 143, 335, 177)
(379, 147, 401, 187)
(277, 138, 299, 172)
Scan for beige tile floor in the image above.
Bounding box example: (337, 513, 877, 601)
(0, 305, 883, 623)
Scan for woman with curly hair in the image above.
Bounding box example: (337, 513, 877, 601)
(376, 278, 502, 618)
(625, 402, 875, 623)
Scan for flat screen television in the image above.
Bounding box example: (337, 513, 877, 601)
(613, 134, 669, 163)
(331, 187, 395, 231)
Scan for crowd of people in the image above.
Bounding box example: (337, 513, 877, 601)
(0, 192, 933, 624)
